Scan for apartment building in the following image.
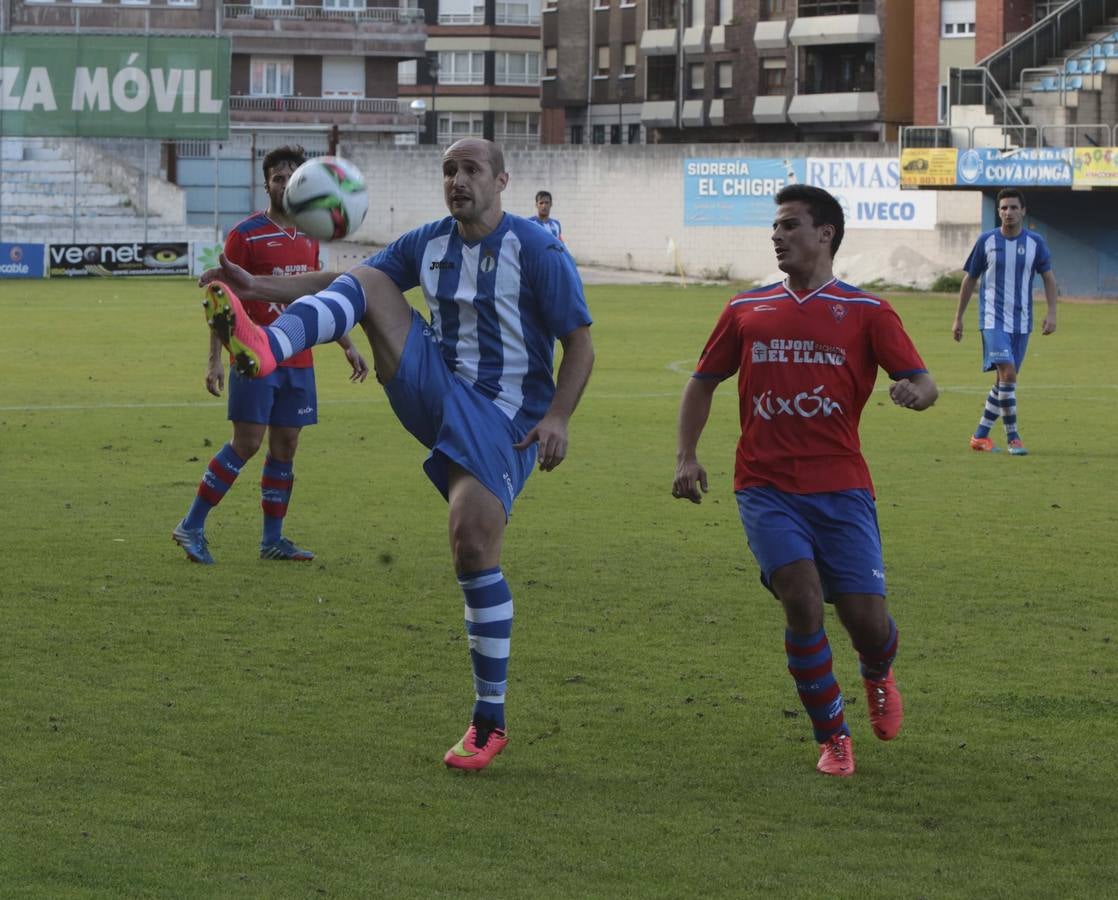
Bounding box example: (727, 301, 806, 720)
(399, 0, 542, 144)
(542, 0, 915, 144)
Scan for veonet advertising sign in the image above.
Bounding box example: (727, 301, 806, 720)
(49, 242, 191, 277)
(0, 35, 230, 138)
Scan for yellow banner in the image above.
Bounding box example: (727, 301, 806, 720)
(900, 148, 959, 187)
(1072, 147, 1118, 186)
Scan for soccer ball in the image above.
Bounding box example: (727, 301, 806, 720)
(283, 156, 369, 241)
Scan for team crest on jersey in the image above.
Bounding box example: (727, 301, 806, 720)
(479, 252, 496, 273)
(1018, 246, 1026, 255)
(830, 303, 847, 322)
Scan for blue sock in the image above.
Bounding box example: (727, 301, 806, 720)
(785, 628, 848, 743)
(459, 567, 513, 732)
(183, 443, 245, 530)
(974, 384, 1000, 440)
(264, 273, 367, 362)
(261, 455, 294, 545)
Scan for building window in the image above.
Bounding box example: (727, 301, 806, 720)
(688, 63, 704, 96)
(250, 57, 294, 96)
(592, 124, 606, 144)
(438, 111, 485, 144)
(623, 43, 637, 75)
(398, 60, 418, 86)
(715, 61, 733, 96)
(760, 58, 785, 95)
(802, 45, 874, 94)
(496, 51, 540, 85)
(322, 56, 365, 97)
(647, 0, 677, 30)
(496, 111, 539, 142)
(595, 0, 610, 8)
(438, 51, 486, 85)
(545, 47, 558, 75)
(715, 0, 733, 24)
(937, 82, 948, 123)
(797, 1, 869, 15)
(324, 0, 367, 8)
(611, 123, 621, 144)
(252, 0, 293, 7)
(627, 122, 641, 144)
(942, 0, 976, 36)
(646, 55, 676, 101)
(496, 0, 540, 25)
(596, 45, 611, 77)
(439, 0, 485, 25)
(570, 124, 584, 144)
(761, 0, 786, 18)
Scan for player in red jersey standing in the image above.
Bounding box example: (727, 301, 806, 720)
(672, 184, 938, 777)
(172, 146, 368, 564)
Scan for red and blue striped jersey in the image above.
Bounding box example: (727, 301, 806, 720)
(694, 279, 927, 495)
(224, 213, 320, 368)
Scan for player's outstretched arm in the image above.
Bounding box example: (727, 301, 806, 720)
(513, 326, 594, 472)
(673, 376, 718, 503)
(889, 372, 938, 411)
(198, 252, 338, 303)
(952, 274, 977, 341)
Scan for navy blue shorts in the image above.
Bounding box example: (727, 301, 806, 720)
(382, 310, 536, 519)
(981, 329, 1030, 373)
(736, 485, 886, 600)
(227, 365, 317, 428)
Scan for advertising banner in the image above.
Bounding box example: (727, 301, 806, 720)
(0, 34, 230, 138)
(954, 147, 1073, 187)
(0, 242, 46, 278)
(806, 157, 937, 230)
(49, 242, 190, 277)
(899, 148, 959, 187)
(684, 158, 804, 226)
(1072, 146, 1118, 186)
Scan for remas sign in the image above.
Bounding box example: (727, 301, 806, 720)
(0, 35, 229, 139)
(805, 158, 937, 231)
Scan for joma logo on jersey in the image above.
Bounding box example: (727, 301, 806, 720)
(430, 260, 455, 270)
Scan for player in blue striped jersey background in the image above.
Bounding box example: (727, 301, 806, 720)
(952, 188, 1059, 456)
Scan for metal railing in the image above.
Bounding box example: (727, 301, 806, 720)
(229, 96, 408, 114)
(900, 122, 1115, 150)
(224, 4, 424, 23)
(950, 67, 1028, 130)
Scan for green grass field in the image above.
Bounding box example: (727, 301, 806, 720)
(1, 276, 1115, 898)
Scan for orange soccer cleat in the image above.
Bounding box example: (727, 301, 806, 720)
(444, 722, 509, 771)
(203, 280, 277, 378)
(816, 732, 856, 777)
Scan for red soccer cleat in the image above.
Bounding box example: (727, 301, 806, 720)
(203, 280, 277, 378)
(969, 436, 997, 452)
(444, 722, 509, 771)
(864, 669, 904, 741)
(817, 732, 856, 777)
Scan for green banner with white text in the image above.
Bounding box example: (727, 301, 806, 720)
(0, 34, 230, 138)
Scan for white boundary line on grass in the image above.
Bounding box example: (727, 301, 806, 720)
(0, 397, 386, 412)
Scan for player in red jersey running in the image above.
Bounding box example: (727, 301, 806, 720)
(172, 146, 368, 564)
(672, 184, 938, 777)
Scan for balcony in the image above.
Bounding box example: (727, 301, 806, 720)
(752, 95, 788, 123)
(788, 14, 880, 45)
(229, 95, 416, 130)
(787, 90, 879, 122)
(640, 100, 676, 126)
(223, 4, 427, 55)
(639, 29, 678, 55)
(754, 19, 789, 50)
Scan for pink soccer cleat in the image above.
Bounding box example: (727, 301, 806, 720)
(444, 722, 509, 771)
(864, 669, 904, 741)
(1007, 438, 1029, 456)
(816, 732, 856, 777)
(203, 280, 277, 378)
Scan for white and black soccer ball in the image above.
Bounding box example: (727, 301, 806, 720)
(283, 155, 369, 241)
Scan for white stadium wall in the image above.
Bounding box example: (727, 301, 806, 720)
(341, 142, 981, 288)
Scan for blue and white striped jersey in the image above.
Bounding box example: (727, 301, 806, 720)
(963, 228, 1052, 334)
(367, 213, 592, 430)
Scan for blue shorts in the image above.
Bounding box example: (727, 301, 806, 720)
(736, 486, 886, 600)
(981, 329, 1030, 373)
(227, 365, 317, 428)
(382, 310, 536, 519)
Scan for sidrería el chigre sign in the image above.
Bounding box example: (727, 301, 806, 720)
(0, 34, 229, 139)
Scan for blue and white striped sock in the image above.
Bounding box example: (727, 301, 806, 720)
(459, 567, 513, 731)
(974, 384, 1001, 440)
(999, 382, 1020, 442)
(263, 272, 367, 362)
